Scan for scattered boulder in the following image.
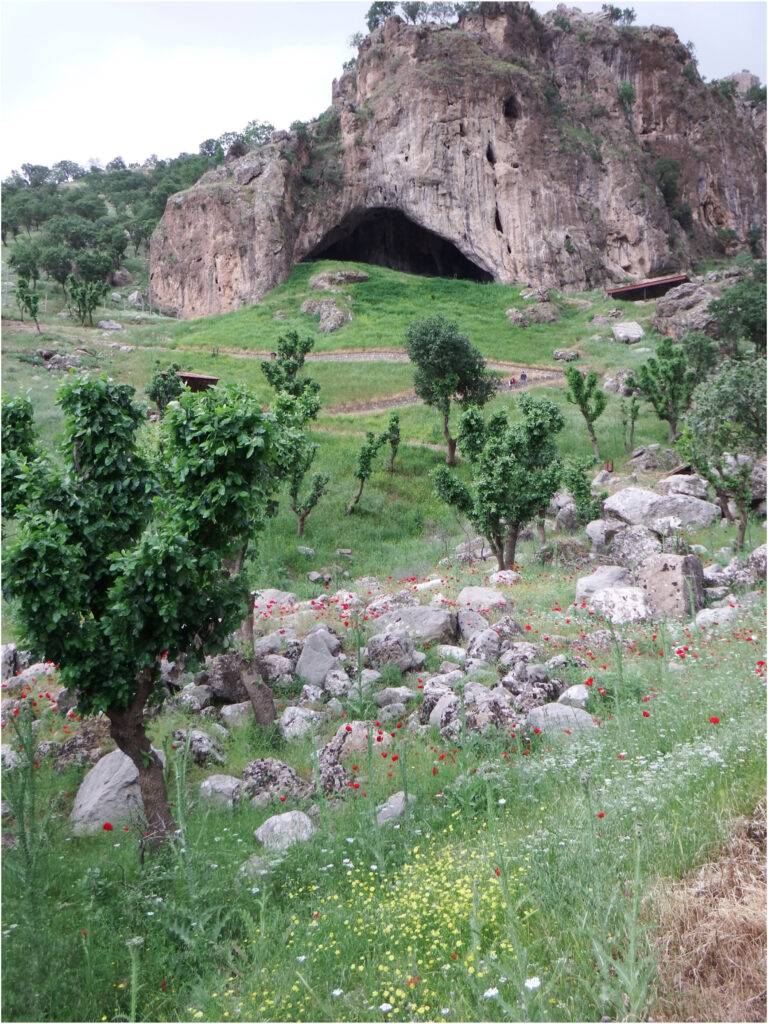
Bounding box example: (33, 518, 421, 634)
(97, 320, 124, 331)
(610, 525, 663, 568)
(465, 628, 502, 663)
(177, 683, 214, 712)
(526, 703, 597, 735)
(172, 729, 225, 766)
(656, 473, 710, 500)
(206, 653, 252, 704)
(254, 810, 316, 852)
(324, 669, 353, 698)
(456, 586, 507, 611)
(558, 684, 591, 709)
(611, 321, 644, 343)
(374, 606, 458, 644)
(553, 348, 580, 361)
(241, 758, 311, 805)
(220, 701, 252, 728)
(367, 628, 425, 672)
(376, 790, 416, 825)
(634, 553, 705, 619)
(505, 307, 530, 327)
(300, 297, 351, 332)
(280, 705, 322, 741)
(457, 608, 489, 640)
(200, 774, 244, 807)
(654, 282, 717, 338)
(365, 589, 420, 617)
(603, 369, 635, 395)
(70, 747, 164, 834)
(295, 632, 340, 687)
(604, 487, 720, 530)
(575, 565, 632, 601)
(374, 686, 415, 707)
(588, 587, 652, 624)
(310, 269, 369, 290)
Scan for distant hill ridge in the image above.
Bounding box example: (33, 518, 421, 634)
(149, 2, 766, 319)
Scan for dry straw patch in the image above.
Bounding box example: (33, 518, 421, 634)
(651, 801, 767, 1022)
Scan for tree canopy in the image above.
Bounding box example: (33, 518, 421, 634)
(434, 394, 564, 569)
(404, 314, 496, 464)
(3, 377, 289, 838)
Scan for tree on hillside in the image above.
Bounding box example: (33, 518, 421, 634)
(678, 358, 766, 549)
(404, 314, 497, 465)
(2, 377, 288, 840)
(261, 331, 327, 535)
(626, 336, 696, 440)
(564, 366, 607, 461)
(15, 277, 41, 333)
(366, 2, 396, 30)
(434, 394, 565, 569)
(67, 275, 108, 326)
(707, 266, 767, 356)
(146, 364, 186, 419)
(379, 410, 401, 472)
(8, 239, 40, 288)
(39, 243, 73, 298)
(347, 431, 385, 514)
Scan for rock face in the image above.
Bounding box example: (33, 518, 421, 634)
(150, 4, 765, 318)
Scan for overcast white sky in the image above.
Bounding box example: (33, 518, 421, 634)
(1, 1, 766, 179)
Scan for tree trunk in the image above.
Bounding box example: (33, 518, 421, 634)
(714, 487, 733, 522)
(504, 523, 520, 569)
(536, 509, 547, 546)
(241, 675, 277, 727)
(735, 502, 749, 550)
(296, 512, 307, 536)
(587, 421, 601, 461)
(106, 667, 175, 843)
(668, 418, 677, 442)
(443, 411, 457, 466)
(347, 477, 365, 514)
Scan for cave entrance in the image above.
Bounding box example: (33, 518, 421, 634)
(302, 207, 494, 282)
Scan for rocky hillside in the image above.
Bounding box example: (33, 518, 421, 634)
(149, 2, 765, 318)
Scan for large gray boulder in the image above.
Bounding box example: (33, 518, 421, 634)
(295, 632, 340, 687)
(280, 705, 322, 741)
(456, 586, 507, 612)
(634, 553, 705, 619)
(457, 608, 489, 640)
(526, 703, 597, 735)
(172, 729, 225, 766)
(241, 757, 311, 805)
(374, 606, 458, 644)
(365, 589, 420, 617)
(376, 790, 417, 825)
(254, 810, 316, 852)
(575, 565, 631, 601)
(367, 628, 425, 672)
(465, 628, 502, 663)
(70, 747, 164, 835)
(588, 587, 652, 624)
(610, 525, 662, 568)
(656, 473, 710, 500)
(604, 487, 719, 530)
(200, 774, 244, 807)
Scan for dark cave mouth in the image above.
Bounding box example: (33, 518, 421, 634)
(302, 207, 494, 282)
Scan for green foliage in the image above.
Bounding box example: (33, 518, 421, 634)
(710, 78, 738, 99)
(707, 268, 767, 355)
(434, 394, 565, 568)
(618, 80, 636, 111)
(679, 358, 766, 548)
(1, 394, 44, 516)
(67, 275, 108, 325)
(602, 3, 622, 19)
(562, 456, 607, 525)
(347, 430, 385, 513)
(404, 314, 497, 464)
(654, 157, 681, 207)
(627, 337, 696, 440)
(379, 410, 401, 472)
(679, 330, 719, 379)
(260, 330, 321, 420)
(146, 364, 186, 418)
(15, 277, 40, 331)
(366, 1, 396, 31)
(564, 365, 607, 460)
(745, 83, 767, 105)
(553, 12, 571, 32)
(715, 226, 737, 251)
(8, 238, 40, 286)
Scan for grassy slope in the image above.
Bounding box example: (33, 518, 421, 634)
(2, 256, 765, 1022)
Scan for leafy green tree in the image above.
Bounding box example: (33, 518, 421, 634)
(707, 268, 767, 355)
(1, 395, 42, 516)
(620, 7, 636, 25)
(243, 120, 275, 147)
(564, 366, 607, 461)
(379, 410, 401, 472)
(260, 331, 326, 535)
(8, 238, 40, 287)
(146, 364, 186, 418)
(61, 189, 108, 221)
(620, 394, 640, 453)
(602, 4, 622, 20)
(434, 395, 565, 569)
(400, 1, 427, 22)
(260, 330, 321, 420)
(73, 248, 113, 285)
(366, 1, 396, 30)
(20, 163, 53, 188)
(562, 457, 607, 526)
(67, 275, 108, 325)
(347, 431, 384, 514)
(404, 314, 497, 465)
(39, 243, 73, 297)
(15, 277, 41, 332)
(678, 359, 766, 548)
(680, 330, 719, 379)
(51, 159, 86, 183)
(626, 337, 696, 440)
(3, 378, 288, 839)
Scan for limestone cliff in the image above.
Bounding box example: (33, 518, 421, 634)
(149, 3, 765, 319)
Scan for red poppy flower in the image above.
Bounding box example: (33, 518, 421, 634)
(585, 678, 593, 686)
(433, 766, 438, 775)
(494, 867, 501, 877)
(103, 822, 114, 831)
(597, 812, 605, 819)
(642, 710, 650, 717)
(709, 716, 720, 724)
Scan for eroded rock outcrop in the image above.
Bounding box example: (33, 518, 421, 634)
(150, 3, 765, 318)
